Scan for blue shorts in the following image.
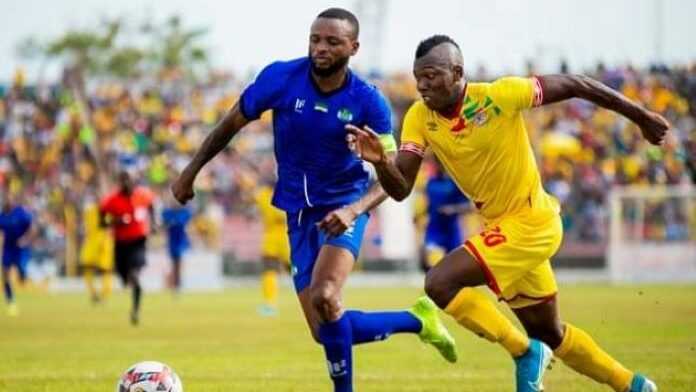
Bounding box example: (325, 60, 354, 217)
(286, 205, 369, 293)
(168, 243, 189, 263)
(424, 224, 462, 253)
(2, 247, 30, 280)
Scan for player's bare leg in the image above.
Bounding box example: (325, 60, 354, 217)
(514, 298, 657, 392)
(127, 266, 143, 326)
(425, 247, 551, 392)
(297, 245, 353, 341)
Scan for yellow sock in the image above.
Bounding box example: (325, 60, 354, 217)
(444, 288, 529, 357)
(261, 270, 278, 306)
(554, 324, 633, 392)
(84, 269, 97, 298)
(101, 273, 113, 299)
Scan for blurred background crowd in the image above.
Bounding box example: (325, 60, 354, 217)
(1, 15, 695, 276)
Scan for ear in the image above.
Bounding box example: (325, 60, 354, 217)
(351, 40, 360, 56)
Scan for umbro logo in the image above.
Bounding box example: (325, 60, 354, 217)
(426, 122, 438, 131)
(294, 99, 305, 113)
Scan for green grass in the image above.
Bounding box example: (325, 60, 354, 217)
(1, 284, 695, 391)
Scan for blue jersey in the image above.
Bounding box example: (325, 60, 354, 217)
(426, 175, 468, 230)
(0, 206, 33, 253)
(161, 207, 192, 249)
(240, 57, 392, 212)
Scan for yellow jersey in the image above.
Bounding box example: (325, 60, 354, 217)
(401, 77, 559, 224)
(255, 186, 287, 234)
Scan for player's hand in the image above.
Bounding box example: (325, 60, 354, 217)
(318, 206, 358, 238)
(346, 124, 387, 165)
(638, 111, 669, 146)
(171, 172, 195, 205)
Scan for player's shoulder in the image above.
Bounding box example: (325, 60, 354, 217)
(405, 99, 429, 119)
(260, 57, 310, 79)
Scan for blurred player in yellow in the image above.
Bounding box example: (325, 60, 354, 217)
(80, 201, 114, 304)
(254, 181, 290, 316)
(348, 35, 668, 392)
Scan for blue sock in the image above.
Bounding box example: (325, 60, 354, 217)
(3, 280, 13, 303)
(346, 310, 422, 345)
(318, 315, 353, 392)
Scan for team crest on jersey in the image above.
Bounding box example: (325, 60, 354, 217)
(337, 108, 354, 122)
(473, 110, 489, 126)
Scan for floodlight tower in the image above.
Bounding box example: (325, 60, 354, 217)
(353, 0, 388, 73)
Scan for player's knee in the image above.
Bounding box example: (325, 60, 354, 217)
(424, 269, 457, 309)
(527, 321, 565, 349)
(310, 283, 342, 322)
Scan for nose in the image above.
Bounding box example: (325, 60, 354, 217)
(417, 78, 430, 94)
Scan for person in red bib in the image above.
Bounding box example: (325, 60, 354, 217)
(100, 171, 156, 325)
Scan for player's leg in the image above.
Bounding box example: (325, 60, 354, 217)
(425, 246, 531, 357)
(171, 253, 182, 292)
(514, 298, 656, 392)
(2, 261, 18, 316)
(83, 266, 100, 303)
(259, 258, 280, 316)
(426, 246, 555, 392)
(127, 264, 143, 326)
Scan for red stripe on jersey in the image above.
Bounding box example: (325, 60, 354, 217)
(532, 76, 544, 107)
(400, 142, 426, 157)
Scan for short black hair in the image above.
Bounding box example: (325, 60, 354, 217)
(317, 8, 360, 38)
(416, 35, 460, 59)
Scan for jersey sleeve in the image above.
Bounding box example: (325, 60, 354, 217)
(489, 77, 543, 113)
(239, 62, 287, 120)
(399, 102, 428, 158)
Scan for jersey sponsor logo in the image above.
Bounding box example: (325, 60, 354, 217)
(294, 98, 305, 113)
(314, 101, 329, 113)
(336, 108, 354, 122)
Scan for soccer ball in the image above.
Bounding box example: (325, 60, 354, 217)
(116, 361, 183, 392)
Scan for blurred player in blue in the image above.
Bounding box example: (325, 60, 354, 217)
(0, 189, 36, 317)
(161, 197, 193, 293)
(422, 159, 469, 271)
(171, 8, 457, 391)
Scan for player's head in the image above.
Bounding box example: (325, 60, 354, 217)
(117, 170, 135, 195)
(309, 8, 360, 78)
(413, 35, 465, 111)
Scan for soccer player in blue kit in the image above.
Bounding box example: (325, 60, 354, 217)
(171, 8, 456, 391)
(423, 160, 469, 271)
(0, 191, 35, 317)
(161, 202, 193, 292)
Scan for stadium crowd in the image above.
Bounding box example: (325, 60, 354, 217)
(1, 62, 695, 273)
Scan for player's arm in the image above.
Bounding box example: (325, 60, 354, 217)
(536, 75, 669, 145)
(346, 124, 423, 201)
(171, 103, 250, 204)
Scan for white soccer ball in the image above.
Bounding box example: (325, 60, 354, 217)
(116, 361, 183, 392)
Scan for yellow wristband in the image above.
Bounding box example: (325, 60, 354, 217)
(378, 133, 397, 153)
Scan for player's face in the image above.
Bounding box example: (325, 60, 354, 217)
(118, 172, 134, 194)
(413, 52, 464, 112)
(309, 18, 359, 77)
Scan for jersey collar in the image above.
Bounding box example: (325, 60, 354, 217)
(308, 66, 353, 98)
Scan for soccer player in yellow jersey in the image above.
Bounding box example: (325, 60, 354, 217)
(347, 35, 668, 392)
(80, 201, 114, 304)
(254, 183, 291, 316)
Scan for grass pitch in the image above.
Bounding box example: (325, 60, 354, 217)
(1, 284, 695, 391)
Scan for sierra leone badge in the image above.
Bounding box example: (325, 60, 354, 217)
(337, 108, 354, 122)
